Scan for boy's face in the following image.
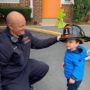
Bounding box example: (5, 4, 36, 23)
(65, 39, 79, 51)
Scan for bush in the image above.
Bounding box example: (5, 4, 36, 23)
(0, 7, 31, 21)
(73, 0, 90, 23)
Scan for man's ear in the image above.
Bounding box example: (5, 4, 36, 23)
(7, 23, 13, 30)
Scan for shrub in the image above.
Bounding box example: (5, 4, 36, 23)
(73, 0, 90, 23)
(0, 7, 31, 21)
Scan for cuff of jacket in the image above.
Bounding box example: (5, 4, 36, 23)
(70, 75, 76, 80)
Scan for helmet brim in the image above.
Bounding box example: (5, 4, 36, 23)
(82, 36, 90, 42)
(60, 36, 90, 44)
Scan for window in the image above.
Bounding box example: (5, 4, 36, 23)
(0, 0, 20, 3)
(61, 0, 74, 4)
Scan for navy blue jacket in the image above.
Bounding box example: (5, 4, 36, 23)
(0, 28, 58, 89)
(64, 45, 87, 81)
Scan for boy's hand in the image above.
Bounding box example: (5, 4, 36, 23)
(69, 78, 75, 84)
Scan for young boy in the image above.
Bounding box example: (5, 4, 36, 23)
(61, 24, 87, 90)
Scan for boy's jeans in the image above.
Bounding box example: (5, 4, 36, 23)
(67, 80, 82, 90)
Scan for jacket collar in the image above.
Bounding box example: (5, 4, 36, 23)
(4, 27, 24, 43)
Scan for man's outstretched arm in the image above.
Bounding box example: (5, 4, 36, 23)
(31, 34, 61, 49)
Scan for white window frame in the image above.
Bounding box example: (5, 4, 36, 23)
(0, 0, 20, 3)
(61, 0, 74, 4)
(30, 0, 33, 18)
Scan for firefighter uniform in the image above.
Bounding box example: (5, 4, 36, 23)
(0, 28, 58, 90)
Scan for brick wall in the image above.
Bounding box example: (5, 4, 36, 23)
(0, 0, 29, 7)
(62, 4, 73, 23)
(20, 0, 30, 7)
(33, 0, 42, 23)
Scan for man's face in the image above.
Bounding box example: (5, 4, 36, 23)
(65, 39, 79, 51)
(9, 20, 26, 37)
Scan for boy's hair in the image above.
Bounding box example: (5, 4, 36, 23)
(66, 38, 84, 44)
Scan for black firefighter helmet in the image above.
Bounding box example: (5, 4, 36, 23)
(60, 24, 90, 44)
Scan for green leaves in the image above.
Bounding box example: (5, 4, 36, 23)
(73, 0, 90, 23)
(0, 7, 31, 21)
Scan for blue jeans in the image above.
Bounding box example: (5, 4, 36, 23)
(67, 80, 82, 90)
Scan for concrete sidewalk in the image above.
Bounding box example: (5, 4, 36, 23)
(31, 34, 90, 90)
(30, 25, 90, 90)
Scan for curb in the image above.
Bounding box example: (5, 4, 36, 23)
(28, 27, 61, 36)
(0, 26, 61, 36)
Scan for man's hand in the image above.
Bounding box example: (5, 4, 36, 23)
(69, 78, 75, 84)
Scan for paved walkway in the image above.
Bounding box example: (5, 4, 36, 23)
(30, 25, 90, 90)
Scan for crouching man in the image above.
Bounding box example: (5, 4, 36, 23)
(0, 11, 61, 90)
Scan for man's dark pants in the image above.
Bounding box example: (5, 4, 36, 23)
(67, 80, 82, 90)
(3, 59, 49, 90)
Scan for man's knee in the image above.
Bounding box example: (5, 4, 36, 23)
(30, 59, 49, 84)
(40, 62, 49, 76)
(30, 59, 49, 75)
(32, 60, 49, 77)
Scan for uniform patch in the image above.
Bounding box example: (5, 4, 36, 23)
(22, 36, 30, 44)
(13, 46, 17, 50)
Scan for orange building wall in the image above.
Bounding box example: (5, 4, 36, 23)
(42, 0, 61, 18)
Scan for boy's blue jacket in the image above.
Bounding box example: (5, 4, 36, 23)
(64, 45, 87, 81)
